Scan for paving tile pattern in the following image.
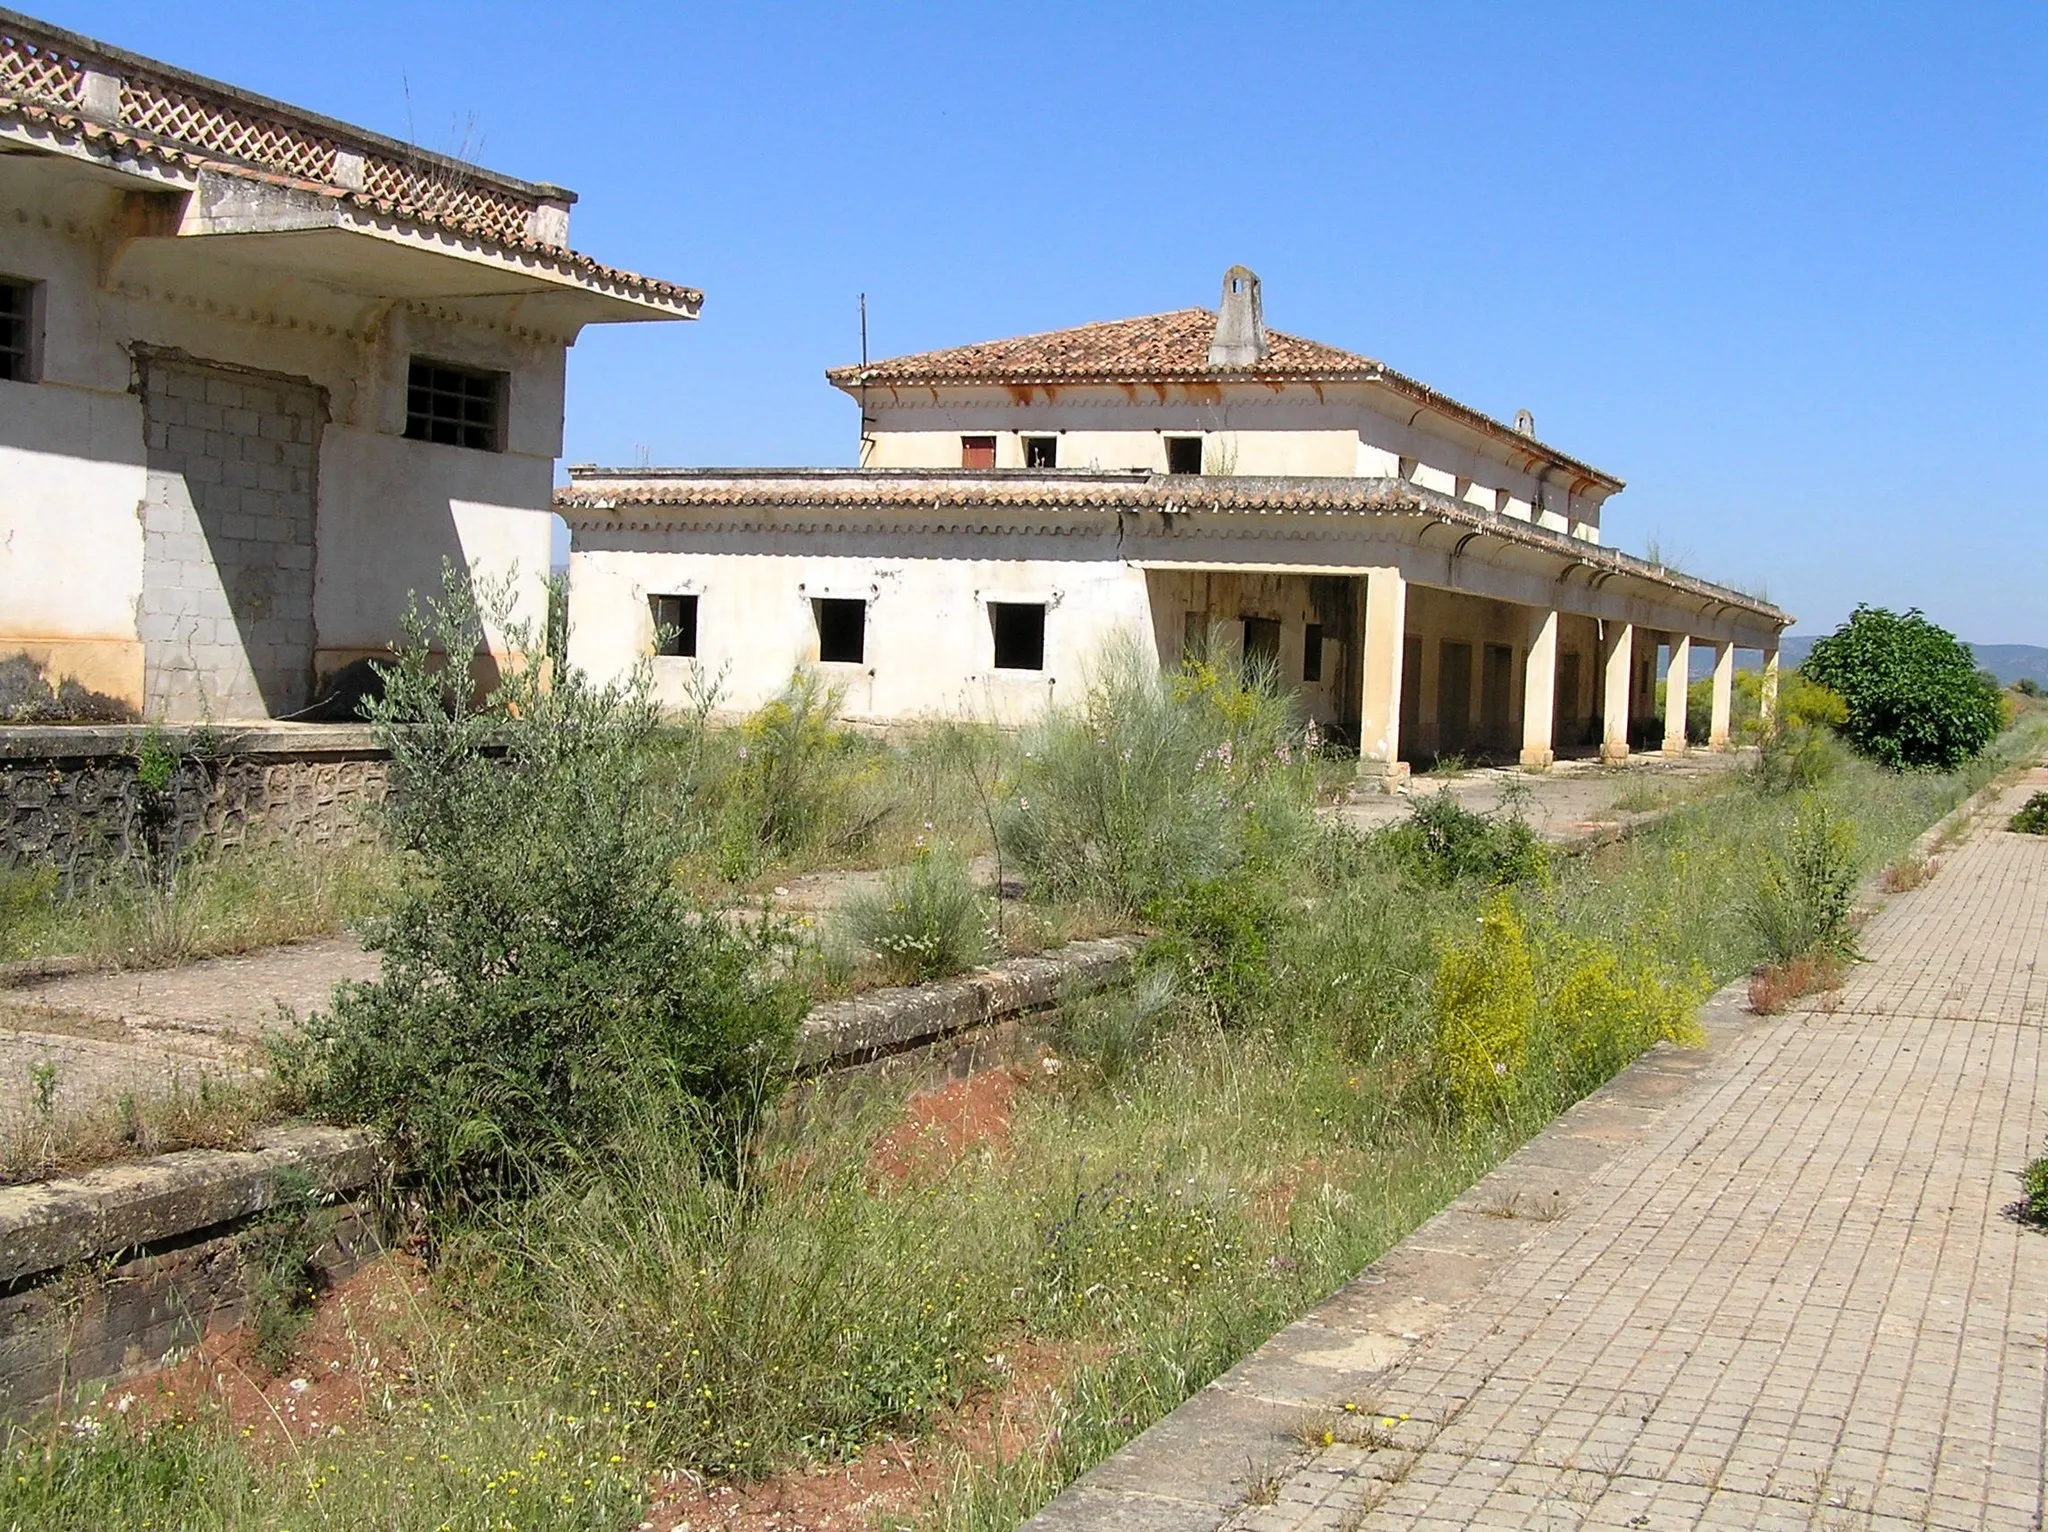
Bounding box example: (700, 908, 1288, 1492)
(1227, 779, 2048, 1532)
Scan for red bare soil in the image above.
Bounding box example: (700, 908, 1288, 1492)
(101, 1253, 430, 1453)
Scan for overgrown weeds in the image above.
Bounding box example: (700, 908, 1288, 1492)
(836, 845, 994, 985)
(1000, 634, 1316, 916)
(1747, 799, 1860, 968)
(0, 1069, 275, 1185)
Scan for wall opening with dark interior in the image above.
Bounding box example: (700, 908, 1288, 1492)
(1165, 436, 1202, 474)
(990, 602, 1046, 670)
(0, 277, 38, 382)
(650, 593, 698, 657)
(1303, 622, 1324, 683)
(1242, 617, 1281, 675)
(814, 598, 866, 663)
(1024, 436, 1058, 469)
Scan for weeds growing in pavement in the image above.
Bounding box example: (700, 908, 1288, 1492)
(2010, 792, 2048, 836)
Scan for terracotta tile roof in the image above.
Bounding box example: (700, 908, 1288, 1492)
(0, 11, 699, 312)
(555, 468, 1784, 623)
(825, 309, 1377, 386)
(825, 309, 1621, 491)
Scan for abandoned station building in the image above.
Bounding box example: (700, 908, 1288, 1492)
(564, 269, 1789, 782)
(0, 9, 697, 721)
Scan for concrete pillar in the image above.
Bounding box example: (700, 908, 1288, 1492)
(1356, 567, 1408, 792)
(1760, 646, 1781, 731)
(1708, 641, 1735, 750)
(1601, 621, 1633, 765)
(1521, 608, 1558, 770)
(1663, 633, 1691, 755)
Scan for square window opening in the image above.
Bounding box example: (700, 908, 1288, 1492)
(0, 277, 38, 383)
(405, 358, 504, 451)
(814, 597, 866, 664)
(990, 602, 1046, 671)
(961, 435, 997, 468)
(1242, 616, 1281, 675)
(1165, 436, 1203, 475)
(1303, 622, 1324, 683)
(1023, 435, 1058, 469)
(649, 593, 698, 658)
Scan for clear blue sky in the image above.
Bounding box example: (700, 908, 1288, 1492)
(38, 1, 2048, 642)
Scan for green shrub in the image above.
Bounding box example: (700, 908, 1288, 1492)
(836, 845, 993, 985)
(1801, 606, 2003, 770)
(2010, 792, 2048, 836)
(281, 566, 803, 1207)
(1379, 790, 1548, 889)
(1148, 863, 1289, 1027)
(1000, 632, 1315, 915)
(1746, 798, 1860, 965)
(1431, 893, 1537, 1118)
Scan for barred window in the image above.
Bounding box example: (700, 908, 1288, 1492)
(404, 358, 504, 450)
(0, 279, 37, 383)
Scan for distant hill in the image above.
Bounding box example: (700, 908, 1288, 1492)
(1768, 636, 2048, 687)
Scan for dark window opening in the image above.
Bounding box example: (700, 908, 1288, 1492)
(990, 602, 1046, 671)
(0, 278, 35, 383)
(1165, 436, 1203, 474)
(1023, 435, 1058, 469)
(1303, 623, 1324, 683)
(961, 435, 996, 468)
(1242, 617, 1281, 674)
(650, 593, 698, 658)
(814, 598, 866, 664)
(405, 358, 504, 450)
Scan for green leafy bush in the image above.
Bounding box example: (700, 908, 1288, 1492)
(2009, 792, 2048, 836)
(1148, 863, 1289, 1026)
(1379, 790, 1548, 889)
(836, 845, 993, 984)
(1746, 798, 1860, 965)
(1000, 632, 1315, 915)
(1801, 606, 2003, 770)
(282, 567, 803, 1206)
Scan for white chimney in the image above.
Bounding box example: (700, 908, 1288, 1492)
(1208, 266, 1269, 368)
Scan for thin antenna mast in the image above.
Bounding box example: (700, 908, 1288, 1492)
(857, 292, 873, 465)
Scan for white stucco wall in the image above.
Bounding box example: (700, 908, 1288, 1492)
(1, 169, 559, 716)
(851, 384, 1614, 541)
(567, 545, 1157, 728)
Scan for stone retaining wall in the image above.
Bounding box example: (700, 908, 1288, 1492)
(0, 725, 387, 872)
(0, 935, 1140, 1415)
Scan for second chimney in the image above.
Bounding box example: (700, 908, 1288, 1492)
(1208, 266, 1269, 368)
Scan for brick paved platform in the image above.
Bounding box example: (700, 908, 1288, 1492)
(1030, 771, 2048, 1532)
